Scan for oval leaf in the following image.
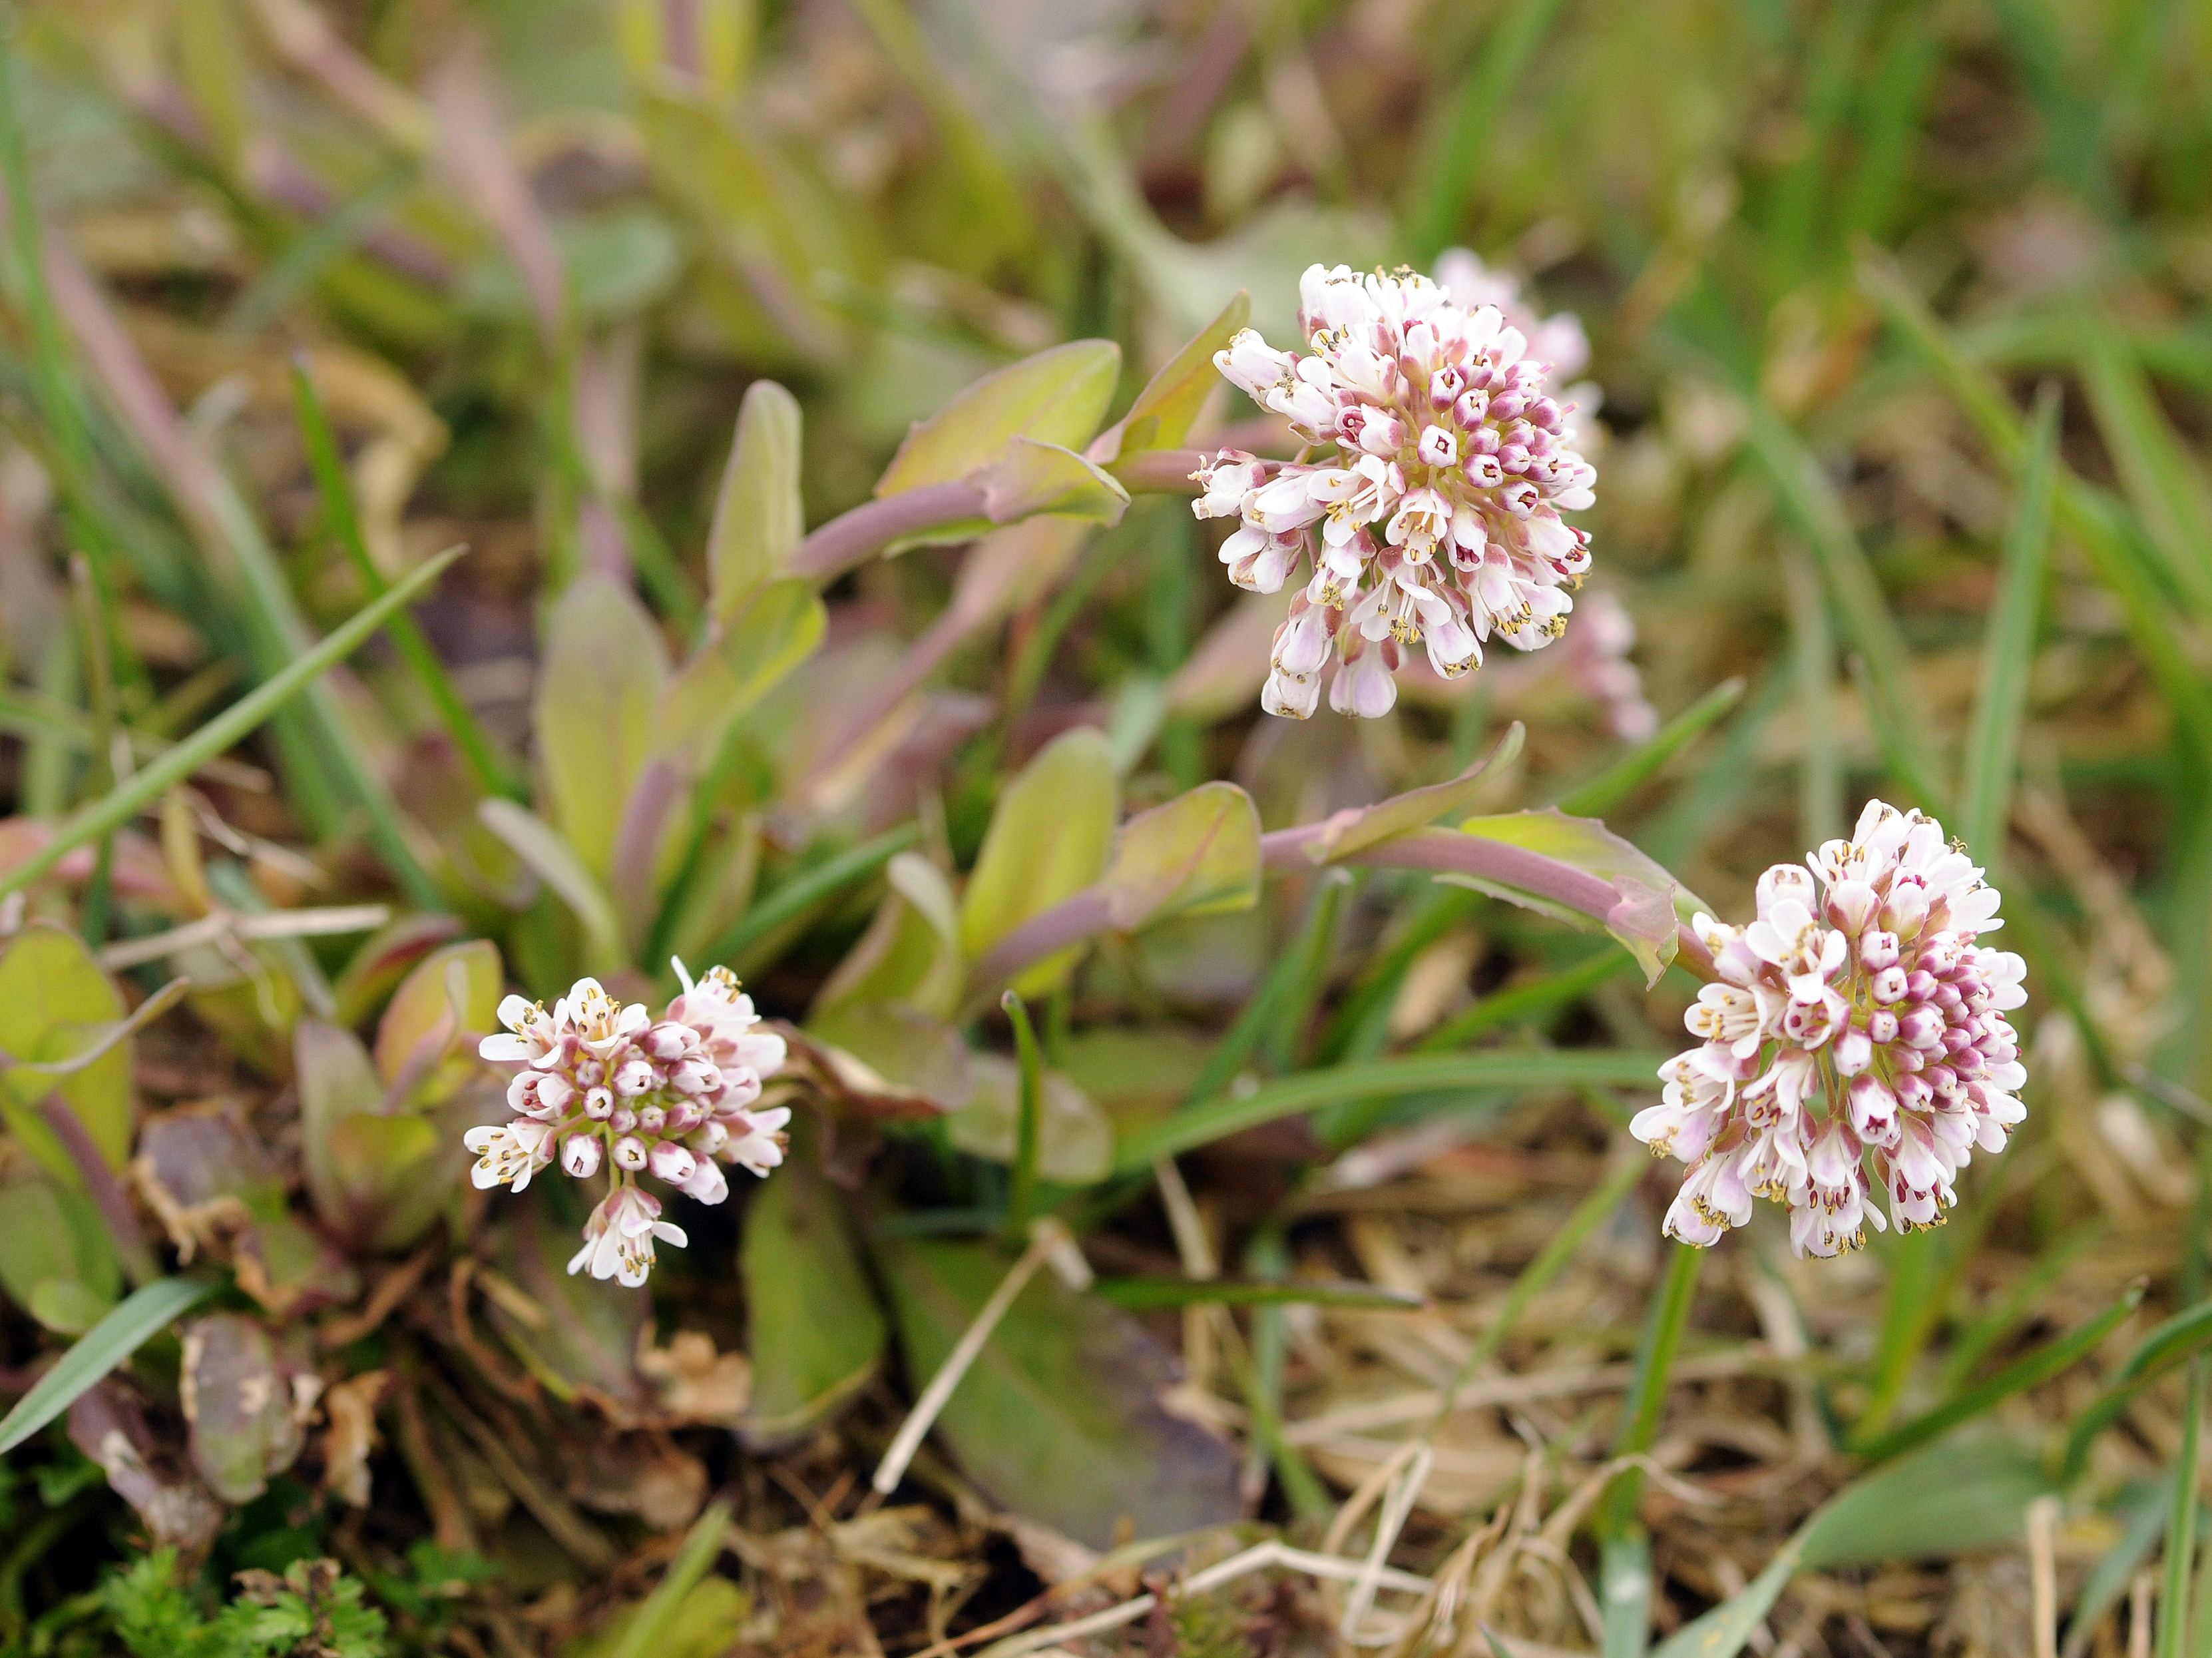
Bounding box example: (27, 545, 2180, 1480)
(536, 574, 670, 876)
(653, 578, 827, 774)
(709, 380, 803, 623)
(875, 340, 1122, 499)
(373, 940, 502, 1098)
(742, 1141, 885, 1448)
(180, 1313, 304, 1504)
(1098, 782, 1261, 930)
(958, 728, 1119, 997)
(1092, 290, 1251, 465)
(872, 1237, 1241, 1549)
(0, 923, 134, 1175)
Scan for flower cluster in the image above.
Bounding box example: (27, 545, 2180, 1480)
(1193, 261, 1598, 720)
(1634, 801, 2028, 1258)
(465, 962, 789, 1286)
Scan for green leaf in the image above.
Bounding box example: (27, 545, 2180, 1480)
(602, 1504, 734, 1658)
(653, 579, 826, 773)
(703, 822, 922, 969)
(946, 1053, 1112, 1185)
(1452, 809, 1695, 986)
(1093, 290, 1251, 464)
(328, 1112, 444, 1252)
(1092, 1276, 1425, 1310)
(871, 1237, 1241, 1548)
(295, 1017, 384, 1235)
(0, 924, 134, 1177)
(535, 574, 671, 877)
(0, 1172, 120, 1332)
(180, 1312, 304, 1503)
(806, 1002, 973, 1109)
(742, 1144, 885, 1447)
(478, 800, 626, 973)
(1652, 1432, 2060, 1658)
(1958, 388, 2060, 858)
(973, 438, 1130, 526)
(1857, 1278, 2145, 1466)
(330, 916, 465, 1030)
(958, 728, 1120, 997)
(1096, 782, 1261, 930)
(708, 380, 803, 622)
(813, 853, 964, 1021)
(1114, 1047, 1669, 1170)
(0, 547, 465, 904)
(373, 940, 501, 1101)
(875, 340, 1122, 499)
(0, 1274, 217, 1456)
(1302, 724, 1524, 866)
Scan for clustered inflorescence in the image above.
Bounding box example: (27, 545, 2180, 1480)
(1192, 261, 1599, 719)
(466, 963, 789, 1286)
(1635, 801, 2028, 1258)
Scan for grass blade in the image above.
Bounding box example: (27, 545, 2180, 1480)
(1958, 386, 2060, 858)
(1552, 677, 1746, 820)
(1779, 541, 1842, 846)
(1414, 947, 1633, 1053)
(1745, 398, 1946, 802)
(0, 547, 463, 902)
(1857, 250, 2212, 766)
(2078, 310, 2212, 617)
(2161, 1360, 2203, 1658)
(0, 1275, 218, 1455)
(606, 1500, 732, 1658)
(1403, 0, 1574, 256)
(1188, 868, 1351, 1104)
(1092, 1276, 1425, 1311)
(290, 359, 525, 802)
(1596, 1240, 1703, 1540)
(1855, 1277, 2147, 1465)
(1114, 1047, 1670, 1171)
(1002, 989, 1044, 1235)
(700, 823, 922, 969)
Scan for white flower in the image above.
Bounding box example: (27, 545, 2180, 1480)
(1196, 262, 1600, 718)
(724, 1107, 792, 1177)
(1634, 801, 2028, 1257)
(464, 1119, 556, 1191)
(567, 1187, 687, 1288)
(467, 960, 791, 1286)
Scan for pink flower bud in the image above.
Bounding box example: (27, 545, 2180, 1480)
(1882, 880, 1928, 936)
(1834, 1028, 1873, 1077)
(562, 1135, 602, 1178)
(1859, 930, 1900, 971)
(648, 1142, 696, 1184)
(610, 1107, 636, 1133)
(614, 1057, 658, 1096)
(585, 1087, 614, 1120)
(1848, 1074, 1898, 1141)
(636, 1104, 666, 1133)
(664, 1099, 704, 1133)
(1899, 1007, 1946, 1049)
(1867, 1009, 1899, 1045)
(612, 1135, 648, 1171)
(1871, 967, 1908, 1004)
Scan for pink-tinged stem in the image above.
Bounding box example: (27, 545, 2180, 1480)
(965, 888, 1116, 1007)
(970, 827, 1715, 997)
(785, 450, 1216, 587)
(787, 483, 989, 583)
(608, 757, 682, 951)
(39, 1093, 159, 1286)
(428, 46, 563, 346)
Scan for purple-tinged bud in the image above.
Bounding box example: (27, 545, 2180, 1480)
(642, 1022, 691, 1061)
(1430, 366, 1468, 410)
(680, 1159, 729, 1205)
(1882, 881, 1928, 936)
(1871, 967, 1908, 1004)
(614, 1057, 658, 1096)
(1492, 392, 1526, 421)
(664, 1099, 704, 1133)
(612, 1135, 648, 1171)
(1924, 1064, 1958, 1097)
(1899, 1007, 1946, 1049)
(585, 1087, 614, 1120)
(1867, 1009, 1900, 1045)
(1452, 388, 1490, 429)
(637, 1104, 666, 1133)
(1919, 933, 1964, 975)
(692, 1121, 729, 1156)
(1894, 1073, 1933, 1111)
(574, 1058, 604, 1087)
(671, 1059, 721, 1096)
(610, 1107, 637, 1133)
(562, 1135, 602, 1178)
(1849, 1073, 1898, 1141)
(1826, 880, 1878, 936)
(1932, 982, 1964, 1011)
(1835, 1028, 1873, 1077)
(1905, 969, 1939, 1002)
(648, 1141, 696, 1184)
(1498, 443, 1530, 473)
(1860, 930, 1900, 971)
